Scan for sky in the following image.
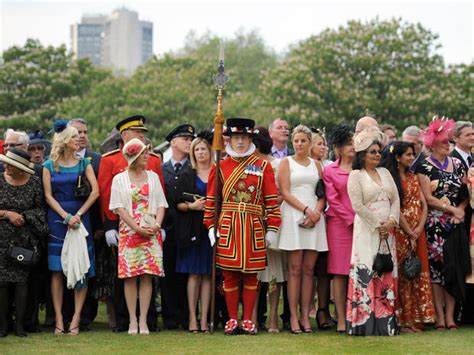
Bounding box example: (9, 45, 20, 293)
(1, 0, 472, 64)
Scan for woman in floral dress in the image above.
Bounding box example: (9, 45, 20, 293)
(346, 127, 400, 336)
(110, 138, 168, 335)
(385, 141, 435, 332)
(416, 117, 467, 330)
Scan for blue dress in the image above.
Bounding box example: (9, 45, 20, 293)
(44, 158, 96, 283)
(176, 176, 212, 274)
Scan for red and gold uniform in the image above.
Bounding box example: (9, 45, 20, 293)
(98, 149, 164, 231)
(204, 146, 281, 332)
(204, 154, 280, 271)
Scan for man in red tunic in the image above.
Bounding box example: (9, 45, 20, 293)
(98, 114, 164, 332)
(204, 118, 281, 335)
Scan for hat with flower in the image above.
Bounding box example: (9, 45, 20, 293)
(420, 116, 455, 148)
(122, 138, 149, 166)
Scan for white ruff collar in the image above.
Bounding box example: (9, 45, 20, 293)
(225, 143, 256, 158)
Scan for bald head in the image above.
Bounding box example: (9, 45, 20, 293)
(355, 116, 378, 134)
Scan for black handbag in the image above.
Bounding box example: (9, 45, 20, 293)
(7, 240, 40, 267)
(74, 158, 91, 198)
(373, 239, 394, 276)
(315, 160, 325, 199)
(403, 251, 421, 279)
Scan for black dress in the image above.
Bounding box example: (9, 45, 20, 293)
(0, 174, 47, 283)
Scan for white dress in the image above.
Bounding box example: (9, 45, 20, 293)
(278, 157, 328, 251)
(259, 159, 287, 283)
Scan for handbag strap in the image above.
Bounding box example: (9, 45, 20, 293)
(377, 238, 392, 256)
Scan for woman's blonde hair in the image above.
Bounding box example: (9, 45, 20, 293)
(291, 124, 312, 142)
(50, 125, 78, 171)
(190, 138, 213, 170)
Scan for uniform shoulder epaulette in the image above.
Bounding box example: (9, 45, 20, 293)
(102, 149, 120, 157)
(149, 152, 161, 158)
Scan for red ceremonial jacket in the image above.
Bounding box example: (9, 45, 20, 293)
(204, 154, 281, 272)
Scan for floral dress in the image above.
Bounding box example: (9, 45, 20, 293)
(416, 157, 465, 285)
(118, 183, 164, 279)
(346, 168, 400, 336)
(393, 173, 435, 326)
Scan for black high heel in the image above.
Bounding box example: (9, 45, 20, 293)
(316, 308, 332, 330)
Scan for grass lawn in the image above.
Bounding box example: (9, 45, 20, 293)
(1, 304, 473, 354)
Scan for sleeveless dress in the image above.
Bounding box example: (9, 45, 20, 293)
(176, 175, 213, 275)
(118, 182, 164, 278)
(45, 159, 95, 285)
(278, 157, 328, 251)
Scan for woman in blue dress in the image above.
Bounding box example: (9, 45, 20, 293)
(175, 137, 213, 333)
(43, 120, 99, 335)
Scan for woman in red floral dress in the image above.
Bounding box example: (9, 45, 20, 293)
(385, 142, 435, 332)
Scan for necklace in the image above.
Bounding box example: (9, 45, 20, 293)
(430, 155, 449, 170)
(129, 170, 145, 181)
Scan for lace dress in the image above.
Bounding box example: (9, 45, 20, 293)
(346, 168, 400, 336)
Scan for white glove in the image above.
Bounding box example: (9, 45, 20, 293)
(208, 227, 220, 247)
(105, 229, 119, 247)
(160, 228, 166, 242)
(265, 231, 278, 247)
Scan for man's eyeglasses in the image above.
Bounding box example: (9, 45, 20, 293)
(2, 143, 23, 149)
(28, 145, 45, 152)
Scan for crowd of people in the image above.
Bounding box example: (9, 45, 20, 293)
(0, 113, 472, 338)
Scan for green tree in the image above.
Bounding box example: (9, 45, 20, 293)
(261, 18, 471, 131)
(0, 39, 110, 132)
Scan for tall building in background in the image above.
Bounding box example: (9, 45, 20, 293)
(71, 8, 153, 75)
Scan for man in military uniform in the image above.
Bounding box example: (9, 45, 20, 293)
(98, 115, 164, 332)
(204, 118, 281, 335)
(161, 124, 195, 329)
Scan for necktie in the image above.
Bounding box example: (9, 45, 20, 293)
(174, 162, 182, 174)
(468, 155, 472, 167)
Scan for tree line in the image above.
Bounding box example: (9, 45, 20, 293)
(0, 18, 471, 149)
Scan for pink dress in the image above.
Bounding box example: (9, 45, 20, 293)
(323, 159, 355, 275)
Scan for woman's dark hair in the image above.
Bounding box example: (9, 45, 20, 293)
(253, 126, 273, 155)
(384, 141, 415, 207)
(328, 124, 354, 160)
(352, 140, 382, 170)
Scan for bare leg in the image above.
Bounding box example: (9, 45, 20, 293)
(316, 272, 332, 326)
(187, 274, 200, 332)
(138, 275, 152, 334)
(300, 251, 318, 330)
(51, 272, 64, 334)
(287, 250, 303, 331)
(200, 275, 211, 331)
(432, 284, 445, 329)
(69, 287, 87, 335)
(268, 284, 281, 330)
(333, 275, 348, 331)
(444, 289, 456, 329)
(124, 277, 138, 333)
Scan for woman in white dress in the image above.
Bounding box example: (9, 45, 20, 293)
(278, 125, 328, 333)
(346, 127, 400, 336)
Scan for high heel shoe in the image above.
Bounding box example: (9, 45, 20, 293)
(128, 323, 138, 335)
(316, 308, 332, 330)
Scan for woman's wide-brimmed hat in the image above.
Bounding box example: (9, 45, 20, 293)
(0, 148, 35, 174)
(122, 138, 149, 166)
(354, 126, 385, 152)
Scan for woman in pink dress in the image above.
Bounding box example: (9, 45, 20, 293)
(110, 139, 168, 335)
(323, 124, 355, 333)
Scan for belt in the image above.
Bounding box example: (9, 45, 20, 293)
(221, 202, 263, 216)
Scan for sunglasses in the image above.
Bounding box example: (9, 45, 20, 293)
(367, 149, 382, 155)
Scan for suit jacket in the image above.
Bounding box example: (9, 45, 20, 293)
(85, 150, 102, 232)
(451, 148, 472, 231)
(162, 159, 191, 245)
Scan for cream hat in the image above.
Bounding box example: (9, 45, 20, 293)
(353, 126, 385, 152)
(122, 138, 149, 166)
(0, 148, 35, 174)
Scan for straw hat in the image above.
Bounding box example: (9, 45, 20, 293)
(354, 126, 385, 152)
(0, 148, 35, 174)
(122, 138, 148, 166)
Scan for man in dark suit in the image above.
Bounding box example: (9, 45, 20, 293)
(451, 120, 474, 325)
(401, 125, 427, 173)
(161, 124, 195, 329)
(269, 118, 294, 159)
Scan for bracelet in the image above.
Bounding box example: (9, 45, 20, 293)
(64, 213, 72, 224)
(77, 211, 82, 217)
(303, 206, 308, 215)
(1, 210, 7, 219)
(155, 223, 161, 229)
